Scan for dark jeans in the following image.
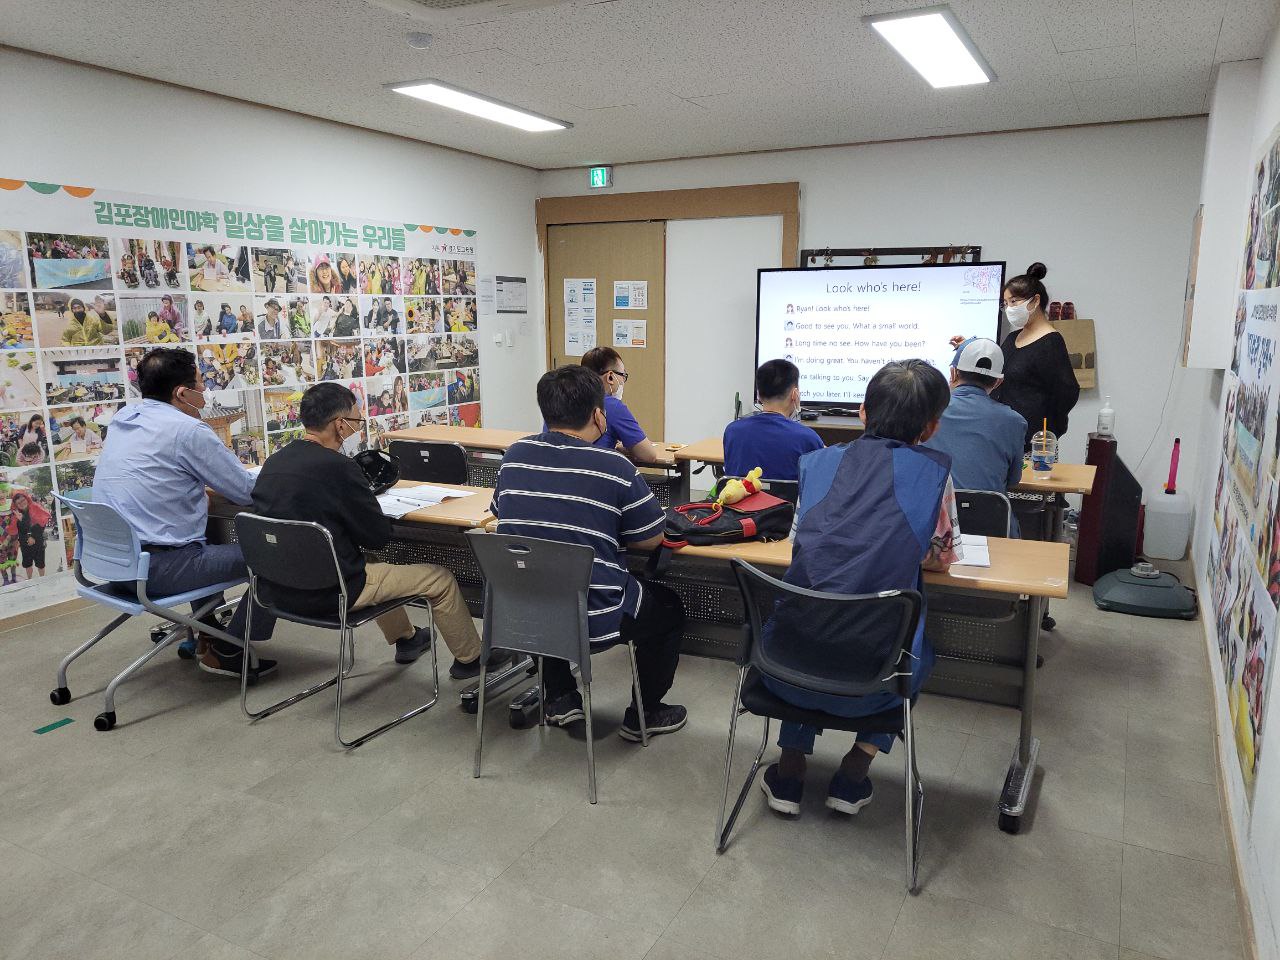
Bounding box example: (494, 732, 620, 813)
(542, 581, 684, 710)
(144, 542, 276, 646)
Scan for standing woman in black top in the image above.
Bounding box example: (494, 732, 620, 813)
(993, 262, 1080, 449)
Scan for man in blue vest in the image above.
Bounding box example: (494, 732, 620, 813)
(761, 359, 960, 817)
(924, 337, 1027, 535)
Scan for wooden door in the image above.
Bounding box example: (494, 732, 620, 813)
(546, 221, 666, 442)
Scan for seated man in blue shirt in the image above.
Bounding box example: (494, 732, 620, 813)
(94, 347, 277, 680)
(723, 359, 823, 481)
(761, 359, 960, 817)
(580, 346, 662, 465)
(924, 337, 1027, 535)
(493, 365, 686, 741)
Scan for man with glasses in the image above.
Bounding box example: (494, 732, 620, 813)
(95, 347, 279, 678)
(250, 382, 500, 678)
(578, 346, 662, 465)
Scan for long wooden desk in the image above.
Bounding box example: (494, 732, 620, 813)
(674, 436, 1097, 497)
(387, 424, 689, 503)
(207, 490, 1064, 832)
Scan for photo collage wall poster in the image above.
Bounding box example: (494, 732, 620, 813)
(0, 175, 480, 605)
(1208, 122, 1280, 800)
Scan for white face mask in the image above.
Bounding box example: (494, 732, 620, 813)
(613, 381, 625, 401)
(1004, 300, 1031, 330)
(339, 421, 363, 458)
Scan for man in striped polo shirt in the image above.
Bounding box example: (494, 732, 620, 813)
(492, 365, 687, 741)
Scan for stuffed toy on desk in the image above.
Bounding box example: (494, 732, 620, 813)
(715, 467, 763, 506)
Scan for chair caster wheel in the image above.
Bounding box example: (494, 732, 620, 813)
(509, 703, 540, 729)
(93, 711, 116, 732)
(1041, 614, 1056, 631)
(998, 812, 1021, 834)
(460, 698, 478, 715)
(49, 687, 71, 706)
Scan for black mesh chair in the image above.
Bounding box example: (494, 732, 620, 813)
(234, 513, 438, 750)
(467, 531, 648, 803)
(955, 489, 1012, 537)
(718, 559, 925, 893)
(388, 440, 469, 485)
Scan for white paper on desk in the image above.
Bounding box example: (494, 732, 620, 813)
(953, 533, 990, 568)
(395, 484, 476, 506)
(376, 494, 421, 518)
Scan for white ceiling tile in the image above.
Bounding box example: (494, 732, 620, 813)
(1216, 0, 1280, 61)
(1041, 0, 1135, 52)
(1058, 43, 1138, 82)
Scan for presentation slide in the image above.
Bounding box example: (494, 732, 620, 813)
(756, 262, 1004, 408)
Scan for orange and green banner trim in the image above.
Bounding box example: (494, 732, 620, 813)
(0, 178, 94, 197)
(404, 223, 477, 237)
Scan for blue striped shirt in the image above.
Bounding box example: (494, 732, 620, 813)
(492, 432, 666, 644)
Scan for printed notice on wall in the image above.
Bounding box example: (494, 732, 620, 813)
(564, 278, 596, 356)
(496, 275, 527, 314)
(612, 317, 647, 348)
(613, 280, 647, 310)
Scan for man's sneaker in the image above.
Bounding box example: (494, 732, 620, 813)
(177, 633, 198, 660)
(449, 648, 514, 680)
(198, 639, 278, 681)
(543, 690, 585, 726)
(394, 626, 432, 665)
(619, 702, 687, 742)
(826, 770, 874, 815)
(761, 763, 803, 816)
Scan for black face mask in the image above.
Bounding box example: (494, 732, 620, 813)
(71, 309, 86, 320)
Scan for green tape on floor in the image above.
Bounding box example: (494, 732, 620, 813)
(34, 718, 74, 735)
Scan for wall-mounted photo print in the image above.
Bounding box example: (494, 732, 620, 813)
(363, 337, 406, 377)
(41, 349, 124, 405)
(113, 238, 183, 291)
(361, 295, 404, 336)
(0, 464, 64, 585)
(443, 296, 477, 332)
(48, 402, 120, 462)
(408, 372, 447, 410)
(187, 243, 251, 292)
(1, 409, 50, 467)
(333, 253, 359, 295)
(368, 412, 409, 450)
(412, 406, 450, 427)
(264, 387, 305, 432)
(434, 334, 478, 369)
(201, 388, 265, 454)
(260, 340, 316, 386)
(27, 233, 112, 290)
(267, 428, 304, 456)
(360, 255, 403, 295)
(405, 297, 442, 335)
(447, 367, 480, 406)
(197, 342, 259, 390)
(441, 259, 476, 296)
(307, 252, 343, 294)
(365, 373, 409, 417)
(254, 297, 288, 341)
(0, 229, 29, 288)
(33, 291, 118, 346)
(0, 351, 42, 411)
(405, 258, 441, 296)
(118, 293, 185, 344)
(316, 339, 362, 381)
(251, 247, 307, 294)
(306, 295, 339, 338)
(449, 401, 482, 428)
(0, 292, 35, 350)
(53, 459, 95, 495)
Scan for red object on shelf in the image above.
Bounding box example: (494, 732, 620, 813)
(1166, 437, 1181, 494)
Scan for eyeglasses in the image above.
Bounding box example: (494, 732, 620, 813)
(337, 416, 366, 429)
(608, 369, 630, 382)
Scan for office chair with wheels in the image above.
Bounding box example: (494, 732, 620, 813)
(234, 512, 438, 749)
(954, 489, 1012, 537)
(387, 440, 469, 485)
(717, 559, 926, 894)
(467, 531, 649, 803)
(51, 489, 247, 731)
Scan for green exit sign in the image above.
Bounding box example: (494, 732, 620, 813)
(588, 165, 613, 189)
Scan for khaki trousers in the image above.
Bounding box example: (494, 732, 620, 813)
(353, 561, 481, 662)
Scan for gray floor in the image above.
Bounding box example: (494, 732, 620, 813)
(0, 568, 1243, 960)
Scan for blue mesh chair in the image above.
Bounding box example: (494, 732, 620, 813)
(716, 559, 926, 893)
(51, 489, 249, 731)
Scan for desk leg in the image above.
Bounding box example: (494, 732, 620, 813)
(998, 593, 1043, 834)
(674, 460, 692, 505)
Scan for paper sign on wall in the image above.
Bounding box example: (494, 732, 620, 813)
(496, 275, 527, 314)
(564, 278, 597, 357)
(613, 280, 648, 310)
(612, 318, 647, 348)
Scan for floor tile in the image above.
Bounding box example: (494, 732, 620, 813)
(882, 890, 1118, 959)
(410, 876, 657, 960)
(1124, 772, 1227, 864)
(1119, 844, 1242, 960)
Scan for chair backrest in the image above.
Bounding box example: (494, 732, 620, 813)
(54, 489, 147, 583)
(718, 474, 800, 504)
(234, 513, 346, 605)
(954, 489, 1011, 538)
(731, 559, 921, 699)
(388, 440, 469, 485)
(465, 531, 596, 680)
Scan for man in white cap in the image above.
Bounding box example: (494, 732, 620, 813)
(924, 337, 1027, 532)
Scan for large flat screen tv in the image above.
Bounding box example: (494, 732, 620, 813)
(756, 261, 1006, 412)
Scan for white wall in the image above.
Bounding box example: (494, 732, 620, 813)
(539, 118, 1210, 499)
(664, 216, 782, 441)
(0, 47, 545, 433)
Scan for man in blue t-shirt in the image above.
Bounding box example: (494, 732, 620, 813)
(493, 365, 687, 741)
(924, 337, 1027, 534)
(723, 359, 823, 480)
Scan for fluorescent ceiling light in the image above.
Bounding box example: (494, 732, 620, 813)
(387, 79, 571, 132)
(864, 6, 994, 88)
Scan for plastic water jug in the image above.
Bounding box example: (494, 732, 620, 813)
(1144, 489, 1192, 560)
